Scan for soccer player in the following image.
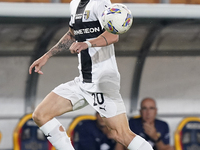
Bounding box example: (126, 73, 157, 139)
(29, 0, 153, 149)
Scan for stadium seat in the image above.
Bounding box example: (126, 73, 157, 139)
(60, 0, 71, 3)
(67, 115, 96, 138)
(13, 114, 55, 150)
(189, 0, 200, 4)
(125, 0, 159, 3)
(170, 0, 189, 3)
(0, 0, 50, 2)
(171, 0, 200, 3)
(111, 0, 125, 3)
(27, 0, 50, 2)
(174, 116, 200, 150)
(0, 0, 25, 2)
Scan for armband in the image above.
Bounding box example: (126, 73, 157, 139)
(84, 41, 92, 48)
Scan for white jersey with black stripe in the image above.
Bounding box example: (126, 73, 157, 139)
(69, 0, 120, 92)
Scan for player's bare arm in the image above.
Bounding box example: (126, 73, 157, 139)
(29, 27, 75, 75)
(92, 30, 119, 47)
(46, 27, 75, 57)
(69, 30, 119, 53)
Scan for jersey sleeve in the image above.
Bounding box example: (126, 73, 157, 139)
(95, 0, 112, 29)
(69, 0, 74, 28)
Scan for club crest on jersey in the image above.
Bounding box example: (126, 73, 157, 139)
(84, 10, 90, 20)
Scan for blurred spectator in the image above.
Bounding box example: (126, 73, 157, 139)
(115, 97, 174, 150)
(72, 112, 116, 150)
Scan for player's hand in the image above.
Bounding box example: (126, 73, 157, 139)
(29, 55, 49, 75)
(69, 42, 88, 54)
(143, 122, 158, 141)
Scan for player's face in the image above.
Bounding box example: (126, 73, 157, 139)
(140, 99, 157, 124)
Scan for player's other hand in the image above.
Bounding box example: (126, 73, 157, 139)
(29, 55, 49, 75)
(69, 42, 88, 54)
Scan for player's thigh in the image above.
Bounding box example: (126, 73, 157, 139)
(102, 113, 130, 132)
(102, 113, 136, 145)
(34, 92, 73, 118)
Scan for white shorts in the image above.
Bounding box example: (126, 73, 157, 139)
(52, 78, 126, 118)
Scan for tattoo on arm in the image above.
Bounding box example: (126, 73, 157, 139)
(100, 35, 108, 46)
(46, 31, 75, 57)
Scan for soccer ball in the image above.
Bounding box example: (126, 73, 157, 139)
(101, 3, 133, 34)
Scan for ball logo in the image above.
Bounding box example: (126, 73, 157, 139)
(107, 21, 118, 34)
(107, 8, 121, 14)
(122, 13, 131, 27)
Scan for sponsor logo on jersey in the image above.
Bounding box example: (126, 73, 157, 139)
(84, 10, 90, 20)
(74, 27, 101, 35)
(75, 13, 83, 20)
